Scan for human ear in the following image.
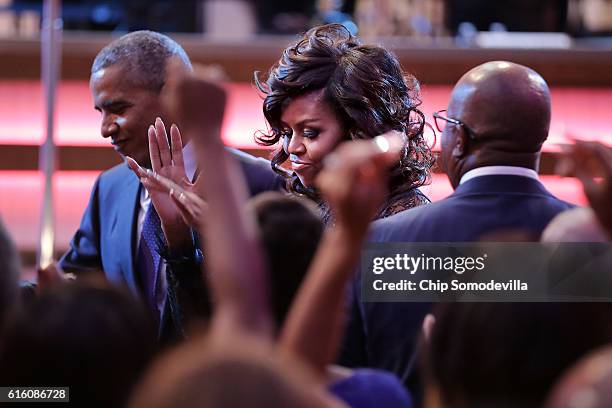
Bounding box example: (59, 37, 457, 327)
(452, 129, 468, 158)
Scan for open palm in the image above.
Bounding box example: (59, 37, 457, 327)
(127, 117, 195, 251)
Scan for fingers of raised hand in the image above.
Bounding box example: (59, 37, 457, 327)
(126, 156, 150, 180)
(319, 131, 403, 189)
(194, 64, 228, 82)
(170, 189, 199, 227)
(128, 157, 176, 195)
(155, 117, 172, 165)
(127, 158, 157, 195)
(140, 177, 154, 193)
(170, 124, 184, 168)
(567, 142, 612, 192)
(570, 142, 610, 173)
(422, 314, 436, 342)
(581, 141, 612, 177)
(555, 156, 576, 178)
(181, 68, 227, 124)
(316, 133, 405, 218)
(191, 173, 207, 196)
(372, 130, 405, 165)
(151, 171, 181, 194)
(148, 125, 161, 172)
(161, 61, 228, 133)
(324, 131, 404, 174)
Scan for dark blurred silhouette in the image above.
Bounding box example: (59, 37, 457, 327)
(11, 0, 200, 32)
(446, 0, 568, 33)
(426, 302, 612, 407)
(0, 280, 157, 408)
(0, 218, 20, 333)
(251, 0, 316, 34)
(249, 192, 324, 329)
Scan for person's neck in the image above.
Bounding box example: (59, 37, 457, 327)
(452, 151, 540, 188)
(462, 151, 539, 173)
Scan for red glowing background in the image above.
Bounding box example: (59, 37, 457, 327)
(0, 81, 607, 250)
(0, 171, 587, 251)
(0, 81, 611, 149)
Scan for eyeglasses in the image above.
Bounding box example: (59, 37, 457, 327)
(433, 110, 477, 139)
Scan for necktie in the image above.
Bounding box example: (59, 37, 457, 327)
(136, 205, 167, 325)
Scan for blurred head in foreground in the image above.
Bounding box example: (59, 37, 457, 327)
(130, 334, 346, 408)
(424, 303, 612, 407)
(0, 217, 20, 332)
(0, 279, 157, 408)
(546, 346, 612, 408)
(249, 192, 324, 329)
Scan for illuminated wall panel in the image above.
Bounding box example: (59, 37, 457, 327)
(0, 171, 586, 251)
(0, 81, 610, 150)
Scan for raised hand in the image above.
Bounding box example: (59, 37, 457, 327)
(160, 64, 272, 338)
(317, 131, 406, 236)
(169, 188, 208, 232)
(557, 140, 612, 237)
(129, 167, 209, 234)
(161, 62, 227, 145)
(126, 117, 194, 254)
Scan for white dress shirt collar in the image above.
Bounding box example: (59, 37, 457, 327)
(182, 141, 197, 183)
(459, 166, 539, 185)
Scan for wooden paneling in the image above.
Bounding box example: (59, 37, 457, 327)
(0, 33, 611, 85)
(0, 144, 569, 174)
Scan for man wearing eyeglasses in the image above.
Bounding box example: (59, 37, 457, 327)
(384, 60, 573, 242)
(340, 61, 574, 395)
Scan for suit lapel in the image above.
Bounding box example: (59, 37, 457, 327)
(116, 168, 141, 295)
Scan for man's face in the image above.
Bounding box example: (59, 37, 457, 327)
(90, 64, 164, 167)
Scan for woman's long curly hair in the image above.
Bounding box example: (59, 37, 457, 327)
(255, 24, 434, 219)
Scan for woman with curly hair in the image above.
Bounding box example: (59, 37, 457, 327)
(255, 23, 434, 223)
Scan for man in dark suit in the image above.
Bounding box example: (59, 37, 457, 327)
(59, 31, 283, 334)
(341, 61, 574, 387)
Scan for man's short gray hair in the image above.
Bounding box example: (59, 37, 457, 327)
(91, 30, 192, 92)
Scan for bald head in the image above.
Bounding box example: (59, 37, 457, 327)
(440, 61, 551, 187)
(449, 61, 551, 153)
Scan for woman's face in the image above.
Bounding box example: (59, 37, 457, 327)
(280, 89, 345, 188)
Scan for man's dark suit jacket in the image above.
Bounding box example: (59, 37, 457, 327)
(341, 174, 575, 386)
(59, 148, 284, 298)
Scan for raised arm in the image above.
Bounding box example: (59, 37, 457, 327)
(126, 118, 196, 256)
(279, 132, 405, 376)
(558, 140, 612, 238)
(127, 166, 208, 236)
(162, 66, 272, 338)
